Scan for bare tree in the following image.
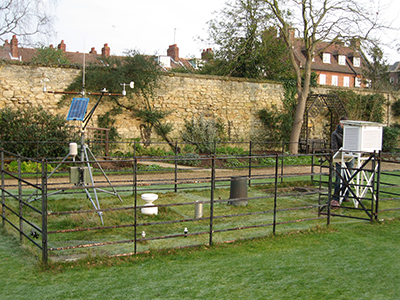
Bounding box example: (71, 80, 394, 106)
(262, 0, 391, 154)
(0, 0, 58, 43)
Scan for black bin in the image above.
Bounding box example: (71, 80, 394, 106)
(228, 176, 248, 206)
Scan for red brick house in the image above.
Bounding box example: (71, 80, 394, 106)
(0, 35, 112, 65)
(0, 35, 202, 73)
(293, 38, 365, 88)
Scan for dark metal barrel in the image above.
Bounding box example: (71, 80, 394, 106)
(228, 176, 248, 206)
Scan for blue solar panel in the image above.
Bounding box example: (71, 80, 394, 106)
(66, 98, 90, 121)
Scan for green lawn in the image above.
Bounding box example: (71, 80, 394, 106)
(1, 218, 400, 299)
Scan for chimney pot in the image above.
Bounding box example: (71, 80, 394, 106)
(101, 43, 110, 57)
(167, 44, 179, 61)
(58, 40, 66, 52)
(90, 47, 97, 55)
(11, 35, 18, 58)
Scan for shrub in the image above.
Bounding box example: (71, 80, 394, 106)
(177, 153, 201, 167)
(7, 160, 54, 173)
(0, 106, 76, 158)
(180, 114, 226, 154)
(383, 126, 400, 151)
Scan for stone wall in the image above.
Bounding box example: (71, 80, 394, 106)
(0, 62, 399, 143)
(0, 63, 285, 141)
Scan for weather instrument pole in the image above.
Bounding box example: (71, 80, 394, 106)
(35, 78, 134, 224)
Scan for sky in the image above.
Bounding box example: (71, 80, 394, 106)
(50, 0, 399, 62)
(52, 0, 227, 58)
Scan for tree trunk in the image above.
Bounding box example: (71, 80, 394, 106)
(288, 60, 313, 154)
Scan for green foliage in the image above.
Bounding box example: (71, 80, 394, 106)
(362, 46, 392, 91)
(62, 50, 175, 148)
(97, 109, 121, 142)
(0, 106, 75, 158)
(383, 126, 400, 151)
(31, 45, 71, 65)
(64, 50, 160, 101)
(133, 145, 168, 157)
(391, 98, 400, 117)
(334, 90, 386, 122)
(7, 160, 54, 173)
(180, 114, 227, 154)
(225, 158, 246, 167)
(216, 146, 246, 155)
(257, 78, 297, 142)
(199, 1, 292, 80)
(177, 153, 201, 166)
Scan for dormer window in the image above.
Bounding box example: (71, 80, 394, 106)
(338, 55, 346, 66)
(353, 57, 361, 67)
(323, 53, 331, 64)
(157, 56, 171, 68)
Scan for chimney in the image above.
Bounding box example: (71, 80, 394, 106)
(10, 35, 18, 58)
(201, 48, 213, 61)
(4, 39, 10, 47)
(101, 43, 110, 57)
(90, 47, 97, 55)
(58, 40, 66, 52)
(167, 44, 179, 61)
(49, 44, 54, 49)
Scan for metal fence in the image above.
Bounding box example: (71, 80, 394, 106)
(1, 145, 400, 263)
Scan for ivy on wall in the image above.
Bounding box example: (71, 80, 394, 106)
(61, 50, 176, 150)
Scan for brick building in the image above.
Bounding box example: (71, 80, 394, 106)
(0, 35, 112, 65)
(293, 38, 365, 88)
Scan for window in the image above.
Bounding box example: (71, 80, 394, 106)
(355, 77, 362, 87)
(343, 76, 350, 87)
(332, 75, 338, 86)
(353, 57, 361, 67)
(323, 53, 331, 64)
(157, 56, 171, 68)
(338, 55, 346, 65)
(319, 74, 326, 85)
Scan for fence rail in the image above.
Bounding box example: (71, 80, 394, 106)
(2, 145, 400, 263)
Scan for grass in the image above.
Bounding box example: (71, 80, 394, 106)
(1, 219, 400, 299)
(3, 181, 327, 259)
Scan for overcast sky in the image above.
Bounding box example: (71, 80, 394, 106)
(52, 0, 226, 58)
(51, 0, 399, 62)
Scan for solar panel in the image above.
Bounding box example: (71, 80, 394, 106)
(66, 98, 90, 121)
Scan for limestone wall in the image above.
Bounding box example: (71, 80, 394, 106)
(0, 63, 285, 141)
(0, 62, 399, 143)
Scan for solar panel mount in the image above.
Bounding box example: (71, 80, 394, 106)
(66, 97, 90, 121)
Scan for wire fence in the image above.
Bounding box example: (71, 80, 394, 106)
(1, 144, 400, 263)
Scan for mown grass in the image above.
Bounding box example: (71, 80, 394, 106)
(3, 180, 327, 259)
(1, 218, 400, 299)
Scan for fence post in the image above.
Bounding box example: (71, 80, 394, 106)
(1, 148, 4, 227)
(134, 157, 138, 255)
(18, 155, 23, 242)
(248, 141, 252, 186)
(273, 154, 279, 235)
(209, 155, 215, 246)
(105, 129, 109, 157)
(174, 141, 178, 193)
(375, 151, 382, 221)
(327, 152, 333, 226)
(311, 146, 315, 183)
(41, 159, 48, 264)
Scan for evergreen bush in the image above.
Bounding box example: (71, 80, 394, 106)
(0, 106, 75, 158)
(180, 114, 226, 154)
